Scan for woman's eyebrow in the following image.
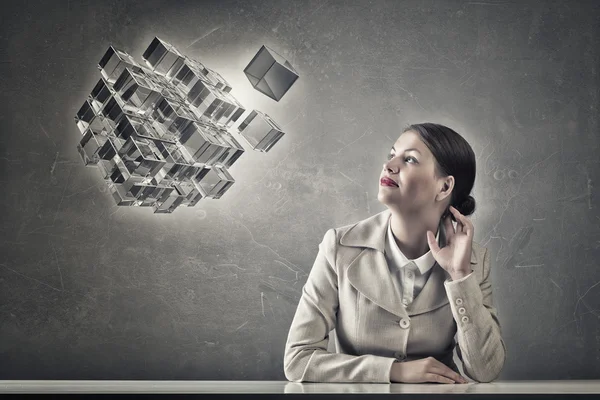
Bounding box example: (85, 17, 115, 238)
(391, 146, 422, 154)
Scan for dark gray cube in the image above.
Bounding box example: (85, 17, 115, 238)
(243, 45, 299, 101)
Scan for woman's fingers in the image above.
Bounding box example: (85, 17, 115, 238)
(426, 373, 455, 384)
(443, 211, 454, 239)
(427, 230, 441, 254)
(429, 360, 468, 383)
(448, 206, 473, 237)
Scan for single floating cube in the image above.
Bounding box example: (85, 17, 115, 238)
(238, 110, 284, 152)
(244, 45, 299, 101)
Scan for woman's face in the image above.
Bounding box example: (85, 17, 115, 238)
(377, 130, 452, 217)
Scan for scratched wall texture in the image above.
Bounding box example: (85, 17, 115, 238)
(0, 0, 599, 380)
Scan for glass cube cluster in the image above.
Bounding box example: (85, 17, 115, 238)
(75, 37, 288, 213)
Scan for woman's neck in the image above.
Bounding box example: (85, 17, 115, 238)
(389, 210, 440, 260)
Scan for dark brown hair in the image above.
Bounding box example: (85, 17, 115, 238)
(402, 122, 476, 222)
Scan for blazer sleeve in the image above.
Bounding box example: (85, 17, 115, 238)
(443, 246, 507, 383)
(283, 228, 397, 383)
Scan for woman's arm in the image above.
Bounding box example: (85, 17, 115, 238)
(443, 247, 507, 382)
(283, 228, 397, 383)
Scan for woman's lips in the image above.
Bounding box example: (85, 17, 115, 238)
(380, 178, 398, 187)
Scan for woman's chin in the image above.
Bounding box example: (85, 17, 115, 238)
(377, 191, 397, 204)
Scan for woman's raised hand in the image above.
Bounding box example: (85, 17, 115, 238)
(427, 205, 474, 280)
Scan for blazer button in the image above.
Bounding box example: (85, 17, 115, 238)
(461, 315, 469, 323)
(399, 318, 410, 328)
(394, 351, 406, 360)
(456, 298, 463, 305)
(458, 307, 466, 314)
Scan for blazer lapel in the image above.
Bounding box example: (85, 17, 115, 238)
(341, 208, 478, 318)
(346, 246, 408, 318)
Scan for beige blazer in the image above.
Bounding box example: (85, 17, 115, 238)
(283, 208, 506, 383)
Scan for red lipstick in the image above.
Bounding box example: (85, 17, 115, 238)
(380, 177, 398, 187)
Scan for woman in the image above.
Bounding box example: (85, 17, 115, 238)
(283, 123, 506, 384)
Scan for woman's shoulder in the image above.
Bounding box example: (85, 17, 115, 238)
(322, 210, 390, 250)
(333, 209, 390, 232)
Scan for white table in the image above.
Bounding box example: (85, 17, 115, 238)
(1, 380, 599, 398)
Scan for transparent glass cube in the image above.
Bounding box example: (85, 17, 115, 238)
(150, 97, 197, 137)
(213, 129, 244, 168)
(187, 85, 231, 124)
(100, 96, 127, 125)
(112, 67, 163, 113)
(168, 163, 200, 183)
(129, 183, 173, 204)
(97, 136, 126, 164)
(97, 151, 130, 184)
(171, 59, 212, 96)
(156, 141, 195, 165)
(137, 66, 186, 104)
(172, 180, 205, 207)
(77, 129, 108, 166)
(215, 92, 246, 127)
(75, 99, 97, 124)
(114, 114, 170, 143)
(238, 110, 284, 152)
(75, 99, 116, 136)
(118, 136, 166, 177)
(179, 121, 230, 165)
(204, 67, 232, 93)
(142, 37, 185, 78)
(107, 181, 137, 206)
(193, 164, 234, 199)
(152, 141, 200, 183)
(187, 79, 216, 107)
(89, 79, 113, 114)
(153, 187, 185, 213)
(98, 46, 142, 84)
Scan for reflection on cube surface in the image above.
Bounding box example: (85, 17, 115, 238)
(75, 37, 290, 213)
(244, 45, 299, 101)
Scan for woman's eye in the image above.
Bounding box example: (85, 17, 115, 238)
(388, 154, 416, 163)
